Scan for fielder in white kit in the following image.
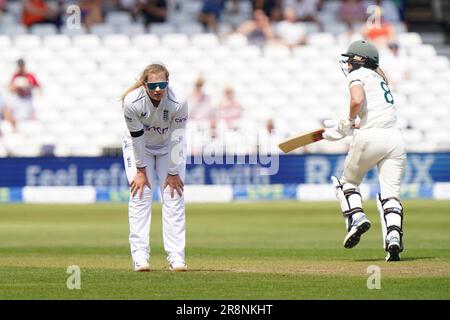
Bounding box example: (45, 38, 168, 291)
(322, 40, 406, 261)
(120, 62, 188, 271)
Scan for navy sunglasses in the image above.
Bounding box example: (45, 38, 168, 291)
(146, 81, 168, 90)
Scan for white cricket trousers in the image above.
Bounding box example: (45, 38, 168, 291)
(341, 128, 406, 199)
(122, 135, 186, 265)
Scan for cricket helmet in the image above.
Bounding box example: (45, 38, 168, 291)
(341, 40, 379, 71)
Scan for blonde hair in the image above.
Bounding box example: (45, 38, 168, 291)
(120, 63, 169, 104)
(375, 67, 389, 85)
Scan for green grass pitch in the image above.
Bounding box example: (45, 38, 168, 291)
(0, 200, 449, 300)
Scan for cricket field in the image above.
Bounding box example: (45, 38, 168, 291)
(0, 200, 449, 300)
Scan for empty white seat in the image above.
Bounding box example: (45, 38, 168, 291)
(68, 146, 103, 156)
(2, 24, 27, 36)
(396, 82, 421, 96)
(412, 117, 436, 132)
(90, 134, 121, 148)
(221, 59, 247, 75)
(149, 23, 176, 36)
(43, 60, 67, 75)
(398, 32, 422, 48)
(402, 129, 423, 144)
(161, 33, 190, 48)
(117, 23, 146, 35)
(70, 60, 98, 74)
(14, 35, 42, 49)
(424, 81, 450, 96)
(88, 47, 114, 62)
(53, 99, 79, 112)
(24, 48, 55, 64)
(30, 24, 57, 36)
(177, 22, 204, 35)
(103, 34, 131, 48)
(100, 60, 128, 75)
(225, 33, 248, 48)
(235, 45, 261, 61)
(79, 121, 106, 136)
(7, 144, 42, 157)
(292, 46, 319, 60)
(59, 47, 84, 62)
(67, 84, 95, 99)
(427, 56, 449, 71)
(250, 58, 275, 74)
(410, 44, 437, 59)
(207, 46, 232, 62)
(0, 35, 12, 49)
(105, 11, 133, 25)
(308, 32, 336, 47)
(425, 129, 449, 143)
(410, 69, 435, 84)
(16, 120, 43, 136)
(61, 26, 87, 36)
(322, 22, 349, 35)
(191, 33, 219, 49)
(43, 35, 71, 50)
(91, 24, 116, 36)
(73, 35, 101, 48)
(131, 34, 160, 48)
(303, 22, 321, 33)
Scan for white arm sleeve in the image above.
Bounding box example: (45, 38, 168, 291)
(123, 101, 146, 168)
(168, 99, 188, 175)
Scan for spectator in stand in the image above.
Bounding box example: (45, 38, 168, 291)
(362, 17, 395, 48)
(140, 0, 168, 27)
(380, 42, 408, 89)
(0, 0, 6, 13)
(8, 59, 40, 126)
(338, 0, 366, 29)
(9, 76, 37, 123)
(116, 0, 142, 20)
(216, 85, 242, 130)
(79, 0, 104, 31)
(283, 0, 321, 22)
(252, 0, 283, 21)
(275, 7, 307, 47)
(188, 76, 215, 128)
(198, 0, 226, 33)
(368, 0, 401, 23)
(10, 59, 41, 98)
(236, 9, 275, 46)
(22, 0, 60, 29)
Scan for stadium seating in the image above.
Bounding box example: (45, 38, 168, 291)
(1, 0, 449, 157)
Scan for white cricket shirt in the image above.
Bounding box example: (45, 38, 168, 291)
(122, 85, 188, 175)
(347, 67, 399, 130)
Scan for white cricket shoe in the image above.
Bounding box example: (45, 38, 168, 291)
(133, 260, 150, 272)
(385, 234, 401, 262)
(169, 261, 187, 272)
(343, 216, 371, 249)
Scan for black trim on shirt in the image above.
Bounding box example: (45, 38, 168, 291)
(130, 129, 144, 138)
(132, 95, 145, 104)
(349, 79, 363, 86)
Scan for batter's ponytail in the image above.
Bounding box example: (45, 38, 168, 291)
(375, 67, 389, 85)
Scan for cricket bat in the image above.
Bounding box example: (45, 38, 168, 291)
(278, 128, 325, 153)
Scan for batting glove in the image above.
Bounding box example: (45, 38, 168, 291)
(322, 119, 346, 141)
(336, 117, 355, 137)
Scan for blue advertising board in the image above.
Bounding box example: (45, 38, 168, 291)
(0, 153, 449, 187)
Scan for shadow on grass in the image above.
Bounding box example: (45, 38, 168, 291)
(354, 256, 433, 262)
